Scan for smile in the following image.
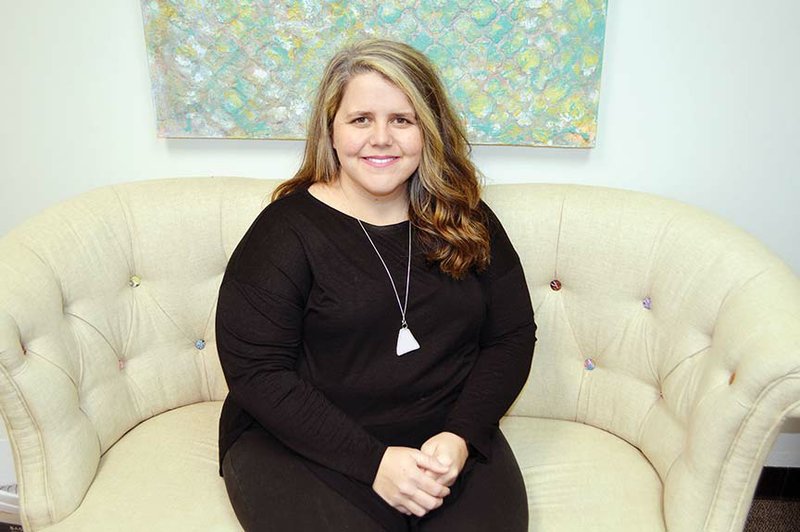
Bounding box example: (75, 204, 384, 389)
(362, 156, 399, 167)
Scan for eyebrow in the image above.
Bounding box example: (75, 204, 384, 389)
(342, 110, 417, 118)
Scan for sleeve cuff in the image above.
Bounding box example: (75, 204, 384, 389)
(442, 423, 496, 463)
(354, 442, 389, 485)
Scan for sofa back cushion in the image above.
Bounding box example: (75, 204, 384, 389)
(0, 177, 274, 525)
(486, 184, 798, 530)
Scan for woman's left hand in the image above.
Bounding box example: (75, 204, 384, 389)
(420, 432, 469, 487)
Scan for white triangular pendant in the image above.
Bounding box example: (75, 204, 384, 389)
(396, 327, 420, 356)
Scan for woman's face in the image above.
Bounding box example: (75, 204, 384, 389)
(331, 71, 422, 203)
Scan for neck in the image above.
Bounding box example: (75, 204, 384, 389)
(337, 180, 410, 226)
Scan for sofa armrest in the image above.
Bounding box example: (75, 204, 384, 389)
(664, 261, 800, 531)
(0, 245, 101, 530)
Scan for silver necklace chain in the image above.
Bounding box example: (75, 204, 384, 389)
(356, 220, 412, 328)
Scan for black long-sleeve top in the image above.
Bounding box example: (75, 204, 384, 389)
(216, 188, 536, 492)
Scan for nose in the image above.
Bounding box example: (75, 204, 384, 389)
(369, 123, 393, 146)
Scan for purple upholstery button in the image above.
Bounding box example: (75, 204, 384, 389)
(584, 358, 596, 371)
(642, 297, 652, 310)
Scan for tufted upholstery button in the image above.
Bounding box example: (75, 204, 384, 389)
(118, 360, 125, 370)
(550, 279, 562, 291)
(583, 358, 596, 371)
(129, 275, 141, 288)
(195, 339, 206, 350)
(642, 297, 652, 310)
(729, 372, 736, 385)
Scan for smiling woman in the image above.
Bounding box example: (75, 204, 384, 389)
(216, 39, 536, 532)
(322, 71, 423, 224)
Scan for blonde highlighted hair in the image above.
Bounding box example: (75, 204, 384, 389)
(272, 39, 489, 278)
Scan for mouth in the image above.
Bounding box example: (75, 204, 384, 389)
(362, 156, 399, 167)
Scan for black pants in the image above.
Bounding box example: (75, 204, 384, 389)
(222, 426, 528, 532)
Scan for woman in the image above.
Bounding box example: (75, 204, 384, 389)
(216, 39, 536, 531)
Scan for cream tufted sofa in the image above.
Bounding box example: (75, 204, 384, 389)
(1, 177, 798, 532)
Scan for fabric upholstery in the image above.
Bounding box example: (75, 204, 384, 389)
(483, 185, 800, 531)
(41, 402, 237, 531)
(0, 177, 797, 531)
(500, 416, 665, 531)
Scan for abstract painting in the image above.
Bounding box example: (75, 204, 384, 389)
(141, 1, 608, 147)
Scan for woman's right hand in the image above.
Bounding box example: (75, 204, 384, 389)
(372, 446, 451, 517)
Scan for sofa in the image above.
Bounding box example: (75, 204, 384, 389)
(1, 177, 798, 531)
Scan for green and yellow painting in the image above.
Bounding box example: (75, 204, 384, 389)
(141, 0, 608, 147)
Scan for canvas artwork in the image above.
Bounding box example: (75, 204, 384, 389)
(141, 1, 608, 147)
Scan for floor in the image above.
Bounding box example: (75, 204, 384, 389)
(744, 467, 800, 532)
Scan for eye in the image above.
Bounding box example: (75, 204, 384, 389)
(393, 116, 416, 125)
(351, 116, 370, 125)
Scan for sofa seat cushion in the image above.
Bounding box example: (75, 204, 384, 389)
(43, 401, 241, 532)
(42, 402, 665, 531)
(501, 416, 666, 531)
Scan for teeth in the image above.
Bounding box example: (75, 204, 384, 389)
(367, 157, 395, 162)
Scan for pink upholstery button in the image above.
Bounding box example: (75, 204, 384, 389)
(642, 297, 652, 310)
(584, 358, 596, 371)
(550, 280, 562, 291)
(118, 360, 125, 370)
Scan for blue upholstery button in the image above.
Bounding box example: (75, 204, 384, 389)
(195, 339, 206, 350)
(584, 358, 596, 371)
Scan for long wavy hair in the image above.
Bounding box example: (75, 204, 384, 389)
(272, 39, 489, 279)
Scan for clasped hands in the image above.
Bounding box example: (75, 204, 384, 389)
(372, 431, 468, 517)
